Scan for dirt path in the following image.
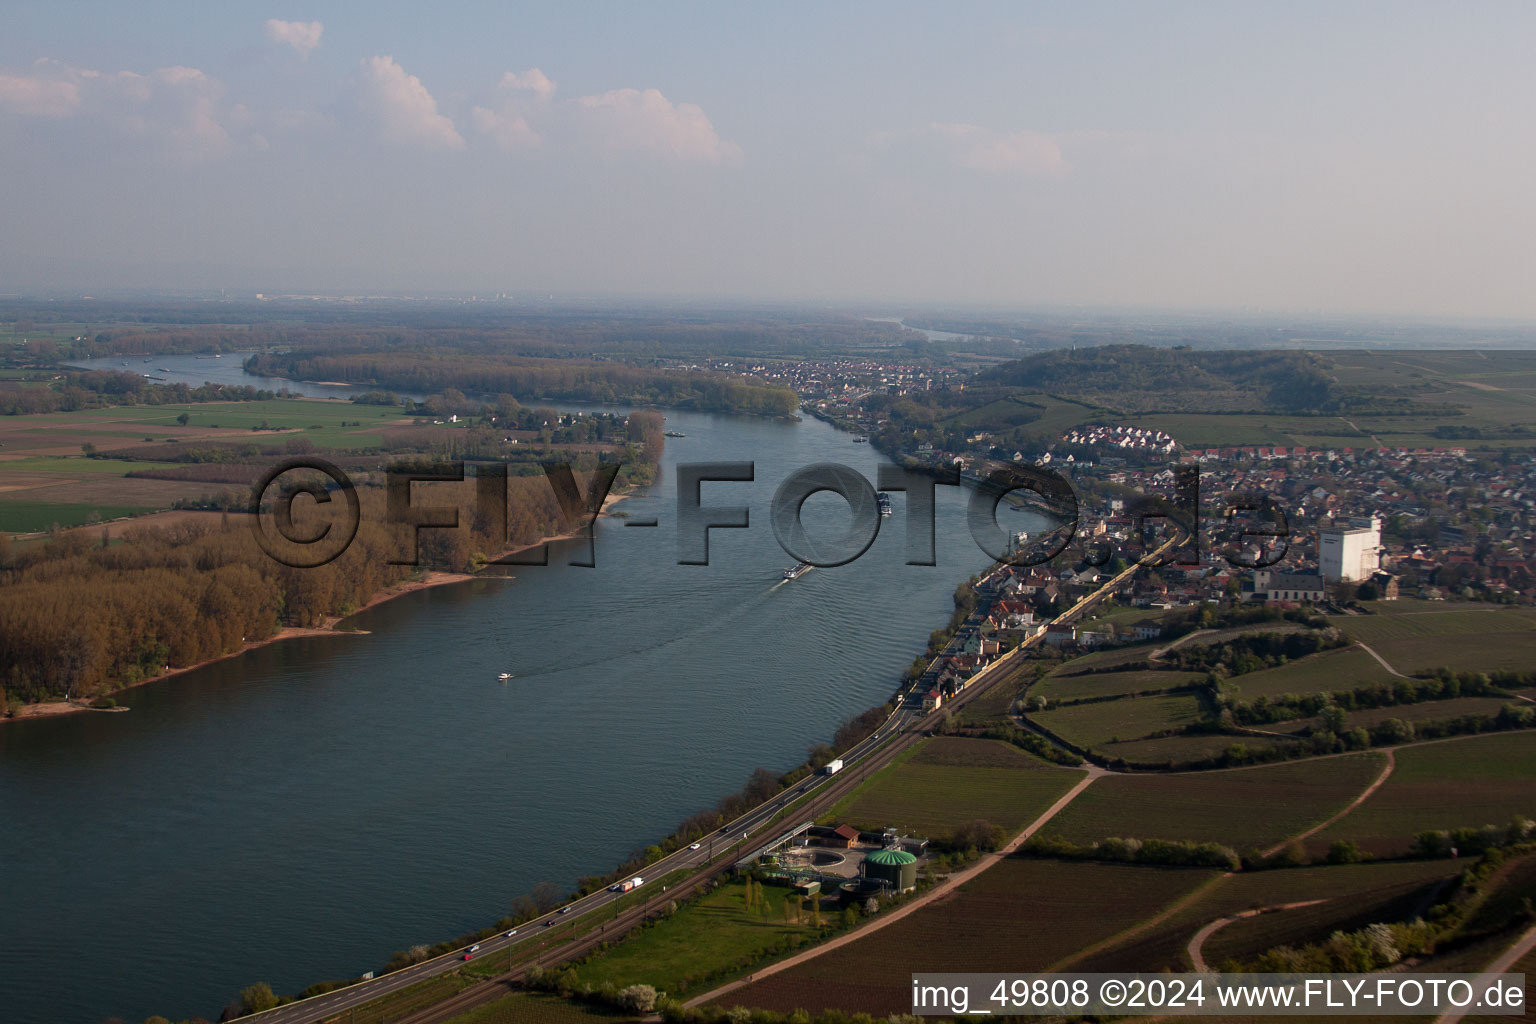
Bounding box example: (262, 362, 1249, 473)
(1356, 641, 1408, 679)
(1433, 921, 1536, 1024)
(1149, 629, 1212, 661)
(1260, 748, 1397, 858)
(1186, 900, 1328, 972)
(684, 766, 1109, 1009)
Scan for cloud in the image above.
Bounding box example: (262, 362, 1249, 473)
(354, 56, 464, 150)
(574, 88, 740, 164)
(0, 64, 81, 117)
(471, 68, 554, 150)
(926, 122, 1070, 177)
(0, 58, 243, 159)
(264, 19, 323, 58)
(499, 68, 555, 101)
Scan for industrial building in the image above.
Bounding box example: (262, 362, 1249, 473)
(1320, 516, 1382, 582)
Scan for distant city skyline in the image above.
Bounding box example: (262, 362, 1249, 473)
(2, 2, 1534, 319)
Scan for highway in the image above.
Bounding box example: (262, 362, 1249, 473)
(246, 540, 1172, 1024)
(248, 705, 916, 1024)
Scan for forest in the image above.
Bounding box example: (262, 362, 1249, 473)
(0, 411, 663, 709)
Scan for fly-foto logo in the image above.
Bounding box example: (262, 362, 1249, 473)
(251, 458, 1290, 571)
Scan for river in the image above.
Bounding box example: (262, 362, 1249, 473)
(0, 370, 1047, 1024)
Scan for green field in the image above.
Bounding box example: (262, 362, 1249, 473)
(715, 858, 1219, 1018)
(1031, 693, 1207, 748)
(0, 398, 406, 456)
(1313, 732, 1536, 855)
(1099, 732, 1292, 767)
(0, 500, 154, 532)
(567, 878, 814, 997)
(1327, 605, 1536, 675)
(1227, 645, 1402, 700)
(1036, 669, 1206, 703)
(1040, 753, 1387, 851)
(1332, 607, 1536, 645)
(1050, 639, 1164, 671)
(824, 737, 1082, 837)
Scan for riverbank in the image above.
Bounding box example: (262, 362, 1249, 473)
(0, 492, 630, 726)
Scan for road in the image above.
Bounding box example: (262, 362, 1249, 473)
(246, 542, 1171, 1024)
(247, 701, 922, 1024)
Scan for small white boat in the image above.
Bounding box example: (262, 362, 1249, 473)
(498, 672, 513, 681)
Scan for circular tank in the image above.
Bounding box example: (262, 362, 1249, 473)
(862, 848, 918, 891)
(837, 878, 886, 907)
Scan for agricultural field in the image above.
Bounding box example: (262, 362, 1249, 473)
(1048, 639, 1164, 672)
(713, 858, 1219, 1018)
(823, 737, 1081, 837)
(0, 399, 410, 534)
(566, 878, 817, 998)
(1030, 692, 1207, 749)
(1120, 351, 1536, 451)
(941, 391, 1103, 438)
(1036, 668, 1205, 703)
(0, 499, 155, 532)
(441, 993, 639, 1024)
(1329, 605, 1536, 675)
(1039, 753, 1387, 851)
(1339, 696, 1518, 732)
(1098, 732, 1291, 767)
(1070, 858, 1462, 974)
(1226, 645, 1402, 700)
(1332, 606, 1536, 646)
(1311, 732, 1536, 856)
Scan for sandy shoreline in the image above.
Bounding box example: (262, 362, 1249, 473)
(2, 491, 630, 726)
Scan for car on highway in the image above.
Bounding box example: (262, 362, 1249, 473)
(462, 953, 473, 961)
(545, 919, 555, 926)
(505, 929, 517, 937)
(468, 944, 479, 952)
(689, 842, 701, 850)
(558, 906, 570, 914)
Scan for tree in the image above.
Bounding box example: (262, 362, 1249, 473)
(1327, 840, 1362, 864)
(176, 412, 190, 426)
(530, 880, 562, 912)
(239, 982, 278, 1014)
(614, 984, 659, 1013)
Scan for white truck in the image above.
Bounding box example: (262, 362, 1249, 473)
(823, 758, 844, 775)
(620, 876, 643, 892)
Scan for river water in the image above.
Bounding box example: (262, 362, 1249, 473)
(1, 368, 1045, 1023)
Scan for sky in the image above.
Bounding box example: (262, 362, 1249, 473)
(1, 1, 1534, 318)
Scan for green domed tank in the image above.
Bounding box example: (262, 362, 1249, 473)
(862, 847, 918, 891)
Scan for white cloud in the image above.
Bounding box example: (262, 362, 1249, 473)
(0, 58, 242, 159)
(354, 56, 464, 150)
(264, 19, 323, 59)
(471, 104, 538, 150)
(471, 68, 554, 150)
(926, 122, 1070, 177)
(574, 87, 740, 164)
(0, 64, 81, 117)
(499, 68, 555, 102)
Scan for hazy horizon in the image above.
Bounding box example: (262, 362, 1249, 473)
(4, 2, 1535, 319)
